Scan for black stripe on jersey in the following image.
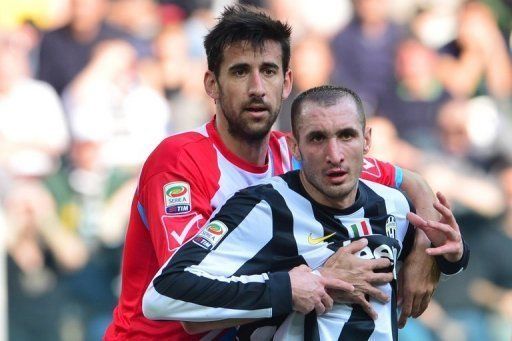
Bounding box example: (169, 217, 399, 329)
(360, 181, 389, 220)
(281, 171, 370, 246)
(234, 184, 305, 276)
(153, 185, 292, 315)
(338, 305, 375, 340)
(304, 311, 320, 341)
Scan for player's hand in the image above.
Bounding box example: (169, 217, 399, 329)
(407, 192, 464, 262)
(398, 193, 463, 328)
(289, 265, 353, 315)
(320, 238, 393, 318)
(397, 241, 439, 328)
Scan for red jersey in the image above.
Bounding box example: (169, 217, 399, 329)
(105, 118, 400, 340)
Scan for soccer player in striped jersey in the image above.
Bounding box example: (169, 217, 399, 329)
(143, 86, 469, 340)
(106, 5, 445, 339)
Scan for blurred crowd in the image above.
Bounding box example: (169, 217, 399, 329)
(0, 0, 511, 340)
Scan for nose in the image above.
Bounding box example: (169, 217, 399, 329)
(326, 138, 344, 166)
(248, 71, 265, 98)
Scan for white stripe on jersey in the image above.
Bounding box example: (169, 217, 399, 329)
(361, 179, 411, 247)
(277, 136, 292, 171)
(211, 146, 274, 209)
(143, 294, 271, 322)
(270, 177, 337, 270)
(187, 201, 273, 277)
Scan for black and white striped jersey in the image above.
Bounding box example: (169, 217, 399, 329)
(143, 170, 417, 339)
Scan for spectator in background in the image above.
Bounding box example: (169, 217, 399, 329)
(62, 39, 171, 169)
(378, 38, 451, 150)
(436, 97, 511, 172)
(437, 0, 512, 100)
(468, 163, 512, 341)
(44, 136, 138, 341)
(153, 23, 213, 132)
(0, 27, 89, 341)
(330, 0, 405, 114)
(278, 34, 334, 132)
(107, 0, 162, 45)
(0, 28, 68, 180)
(37, 0, 150, 95)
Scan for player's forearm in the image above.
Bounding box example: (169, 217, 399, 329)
(400, 169, 438, 221)
(182, 318, 259, 334)
(143, 269, 292, 321)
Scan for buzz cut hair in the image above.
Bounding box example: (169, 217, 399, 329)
(291, 85, 366, 138)
(203, 4, 292, 77)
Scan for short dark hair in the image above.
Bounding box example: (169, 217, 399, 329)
(204, 4, 292, 77)
(291, 85, 366, 138)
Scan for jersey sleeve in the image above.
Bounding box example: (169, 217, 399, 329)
(360, 157, 403, 189)
(436, 240, 470, 276)
(137, 151, 212, 266)
(142, 188, 293, 322)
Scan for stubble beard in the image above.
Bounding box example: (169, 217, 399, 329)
(301, 161, 358, 204)
(218, 93, 281, 143)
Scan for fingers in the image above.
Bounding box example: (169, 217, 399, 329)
(323, 277, 355, 292)
(426, 244, 459, 257)
(319, 292, 333, 314)
(398, 294, 412, 329)
(352, 294, 378, 320)
(436, 191, 451, 210)
(433, 201, 457, 227)
(340, 238, 368, 254)
(367, 257, 392, 271)
(425, 220, 458, 238)
(367, 271, 394, 286)
(416, 292, 431, 318)
(406, 212, 427, 227)
(362, 284, 390, 303)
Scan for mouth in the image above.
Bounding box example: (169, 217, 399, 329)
(244, 106, 269, 116)
(325, 168, 348, 183)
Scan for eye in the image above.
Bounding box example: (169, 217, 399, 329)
(308, 133, 325, 143)
(338, 130, 357, 141)
(233, 69, 246, 77)
(262, 67, 277, 77)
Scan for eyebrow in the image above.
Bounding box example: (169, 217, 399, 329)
(227, 62, 280, 72)
(305, 126, 359, 137)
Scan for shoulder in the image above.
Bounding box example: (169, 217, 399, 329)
(140, 127, 216, 183)
(361, 179, 412, 212)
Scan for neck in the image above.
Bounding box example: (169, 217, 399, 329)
(215, 115, 270, 166)
(299, 171, 357, 210)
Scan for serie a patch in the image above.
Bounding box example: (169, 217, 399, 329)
(193, 220, 228, 250)
(163, 181, 191, 214)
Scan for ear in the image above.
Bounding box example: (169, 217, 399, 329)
(363, 127, 372, 155)
(204, 70, 220, 100)
(286, 133, 301, 161)
(282, 69, 293, 100)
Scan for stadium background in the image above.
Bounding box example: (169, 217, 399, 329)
(0, 0, 511, 340)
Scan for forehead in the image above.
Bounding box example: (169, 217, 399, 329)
(298, 98, 361, 134)
(220, 40, 283, 69)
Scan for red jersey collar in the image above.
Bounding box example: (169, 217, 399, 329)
(206, 117, 270, 174)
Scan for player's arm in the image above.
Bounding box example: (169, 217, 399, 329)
(142, 190, 349, 323)
(142, 191, 289, 322)
(360, 159, 445, 327)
